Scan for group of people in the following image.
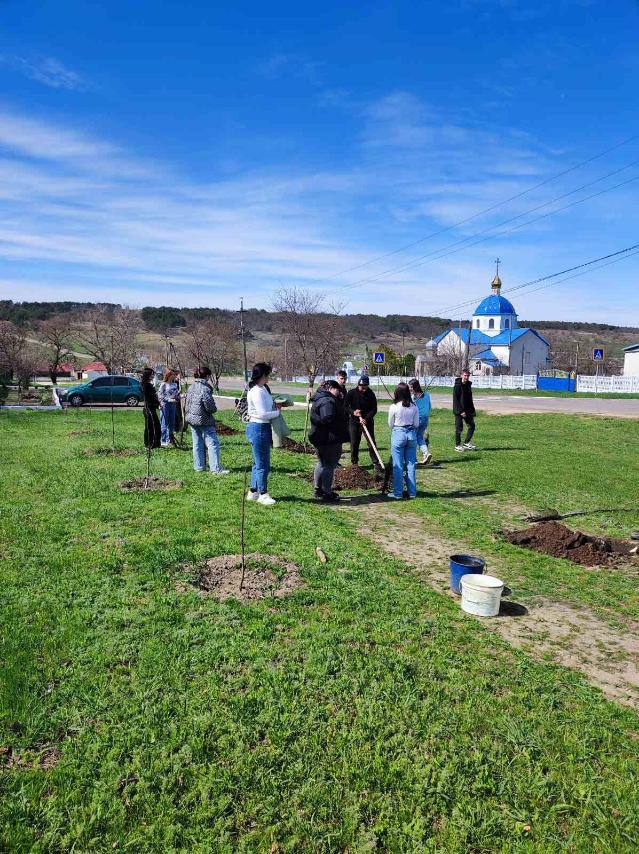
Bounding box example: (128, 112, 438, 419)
(139, 361, 478, 506)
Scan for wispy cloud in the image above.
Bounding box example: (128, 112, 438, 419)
(0, 54, 87, 91)
(0, 98, 636, 322)
(257, 53, 324, 86)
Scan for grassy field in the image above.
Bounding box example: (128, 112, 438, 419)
(1, 406, 638, 851)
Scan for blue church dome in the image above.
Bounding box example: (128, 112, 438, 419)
(474, 294, 516, 316)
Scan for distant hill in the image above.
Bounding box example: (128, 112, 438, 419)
(2, 300, 637, 371)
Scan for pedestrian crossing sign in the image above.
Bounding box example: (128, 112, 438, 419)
(593, 348, 604, 361)
(373, 352, 385, 364)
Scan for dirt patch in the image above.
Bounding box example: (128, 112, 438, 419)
(215, 422, 239, 436)
(280, 436, 315, 454)
(345, 503, 639, 708)
(333, 465, 383, 491)
(181, 553, 304, 602)
(0, 744, 61, 771)
(505, 521, 638, 567)
(119, 476, 183, 492)
(68, 429, 94, 437)
(82, 447, 140, 458)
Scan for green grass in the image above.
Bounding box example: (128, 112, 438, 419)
(1, 407, 639, 851)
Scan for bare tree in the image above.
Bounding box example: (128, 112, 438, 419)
(0, 321, 40, 390)
(38, 316, 75, 383)
(272, 288, 344, 388)
(77, 306, 142, 373)
(183, 319, 239, 389)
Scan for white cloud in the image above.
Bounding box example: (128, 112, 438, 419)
(0, 54, 86, 91)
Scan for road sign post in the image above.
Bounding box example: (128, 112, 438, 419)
(593, 348, 605, 362)
(373, 352, 385, 365)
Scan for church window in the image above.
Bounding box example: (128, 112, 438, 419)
(488, 318, 495, 329)
(504, 318, 510, 329)
(475, 361, 481, 371)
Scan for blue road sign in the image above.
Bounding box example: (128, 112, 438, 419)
(373, 351, 385, 364)
(593, 348, 605, 361)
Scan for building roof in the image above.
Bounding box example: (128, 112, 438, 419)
(623, 343, 639, 352)
(436, 326, 551, 348)
(82, 361, 107, 371)
(473, 294, 517, 316)
(472, 348, 502, 364)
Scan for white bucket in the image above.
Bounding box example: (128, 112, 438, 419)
(459, 573, 503, 617)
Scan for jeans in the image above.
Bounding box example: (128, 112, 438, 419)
(160, 402, 177, 444)
(191, 425, 222, 472)
(455, 414, 476, 446)
(349, 417, 379, 467)
(246, 422, 272, 493)
(391, 426, 417, 498)
(314, 442, 342, 495)
(416, 416, 429, 454)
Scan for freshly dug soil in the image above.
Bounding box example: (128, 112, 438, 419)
(505, 521, 637, 567)
(82, 447, 140, 457)
(215, 422, 239, 436)
(182, 553, 303, 602)
(281, 437, 314, 454)
(333, 464, 383, 491)
(119, 476, 183, 492)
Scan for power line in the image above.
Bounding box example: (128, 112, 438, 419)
(307, 132, 639, 288)
(435, 242, 639, 317)
(333, 167, 639, 294)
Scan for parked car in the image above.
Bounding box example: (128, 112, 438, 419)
(58, 375, 143, 407)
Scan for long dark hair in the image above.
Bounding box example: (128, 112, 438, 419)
(249, 362, 272, 389)
(393, 382, 412, 407)
(408, 378, 423, 396)
(141, 367, 155, 384)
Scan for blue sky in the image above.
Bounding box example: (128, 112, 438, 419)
(0, 0, 638, 323)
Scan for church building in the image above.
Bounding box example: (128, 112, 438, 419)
(419, 266, 552, 376)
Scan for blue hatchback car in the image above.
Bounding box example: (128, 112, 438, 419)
(59, 375, 143, 407)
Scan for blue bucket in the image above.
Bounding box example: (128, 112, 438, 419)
(449, 554, 485, 594)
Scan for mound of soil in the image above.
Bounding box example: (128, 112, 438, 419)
(181, 553, 303, 602)
(119, 476, 183, 492)
(505, 521, 637, 567)
(333, 464, 383, 491)
(281, 437, 314, 454)
(68, 429, 94, 437)
(82, 447, 140, 457)
(215, 422, 239, 436)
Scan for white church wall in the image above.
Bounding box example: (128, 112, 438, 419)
(509, 336, 550, 374)
(623, 350, 639, 376)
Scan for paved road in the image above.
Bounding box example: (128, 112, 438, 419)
(217, 379, 639, 419)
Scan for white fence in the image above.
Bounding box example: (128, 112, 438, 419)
(368, 374, 538, 391)
(576, 374, 639, 394)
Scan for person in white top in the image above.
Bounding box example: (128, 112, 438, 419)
(387, 382, 419, 499)
(245, 362, 282, 506)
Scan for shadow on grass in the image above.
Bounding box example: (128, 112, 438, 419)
(498, 600, 529, 617)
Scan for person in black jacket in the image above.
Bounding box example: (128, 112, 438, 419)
(453, 369, 477, 452)
(345, 375, 381, 472)
(141, 367, 161, 449)
(309, 380, 349, 502)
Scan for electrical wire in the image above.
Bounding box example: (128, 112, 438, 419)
(305, 132, 639, 288)
(331, 169, 639, 294)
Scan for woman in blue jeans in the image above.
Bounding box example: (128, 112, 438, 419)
(245, 363, 282, 506)
(387, 382, 419, 499)
(184, 366, 229, 474)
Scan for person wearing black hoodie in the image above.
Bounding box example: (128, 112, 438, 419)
(309, 380, 350, 502)
(453, 369, 477, 451)
(141, 367, 161, 449)
(345, 375, 382, 472)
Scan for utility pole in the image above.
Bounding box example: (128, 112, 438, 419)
(574, 342, 580, 375)
(283, 334, 288, 382)
(401, 325, 406, 378)
(239, 297, 249, 384)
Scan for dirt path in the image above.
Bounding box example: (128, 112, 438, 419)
(342, 501, 639, 709)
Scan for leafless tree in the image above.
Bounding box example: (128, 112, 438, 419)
(38, 315, 75, 383)
(272, 287, 345, 388)
(0, 321, 40, 389)
(183, 319, 239, 389)
(77, 306, 142, 373)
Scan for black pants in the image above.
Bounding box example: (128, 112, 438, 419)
(144, 408, 161, 449)
(455, 414, 475, 446)
(349, 418, 379, 467)
(314, 442, 342, 495)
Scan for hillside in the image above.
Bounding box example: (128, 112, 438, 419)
(1, 300, 637, 373)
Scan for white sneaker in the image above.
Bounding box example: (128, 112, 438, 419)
(455, 445, 465, 453)
(388, 494, 402, 500)
(463, 442, 477, 450)
(257, 493, 276, 506)
(160, 442, 171, 448)
(210, 469, 230, 475)
(246, 489, 260, 501)
(424, 453, 433, 464)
